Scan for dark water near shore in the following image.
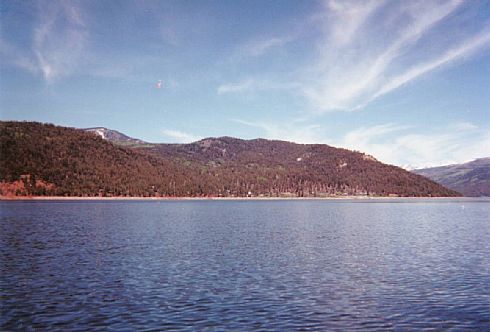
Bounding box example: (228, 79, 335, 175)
(1, 199, 489, 331)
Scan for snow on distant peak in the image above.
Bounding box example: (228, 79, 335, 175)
(95, 129, 106, 139)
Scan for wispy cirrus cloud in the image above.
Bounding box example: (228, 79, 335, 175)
(33, 1, 88, 82)
(304, 0, 490, 112)
(324, 0, 384, 46)
(217, 79, 256, 95)
(235, 13, 307, 59)
(242, 36, 291, 57)
(217, 1, 490, 112)
(217, 78, 297, 95)
(1, 1, 88, 83)
(364, 29, 490, 107)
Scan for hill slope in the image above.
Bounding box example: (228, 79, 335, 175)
(0, 122, 209, 196)
(138, 137, 460, 197)
(1, 121, 460, 197)
(413, 158, 490, 196)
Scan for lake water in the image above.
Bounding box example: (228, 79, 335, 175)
(1, 199, 489, 331)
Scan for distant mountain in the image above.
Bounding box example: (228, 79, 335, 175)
(413, 158, 490, 196)
(0, 121, 460, 197)
(84, 127, 150, 147)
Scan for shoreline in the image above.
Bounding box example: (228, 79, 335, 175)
(0, 195, 483, 201)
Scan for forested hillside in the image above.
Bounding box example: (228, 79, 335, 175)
(414, 158, 490, 196)
(138, 137, 460, 197)
(1, 121, 460, 197)
(0, 122, 209, 196)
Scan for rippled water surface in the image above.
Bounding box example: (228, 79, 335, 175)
(1, 199, 489, 330)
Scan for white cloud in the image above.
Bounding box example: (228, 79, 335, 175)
(232, 119, 326, 144)
(342, 123, 410, 146)
(33, 1, 89, 82)
(162, 129, 201, 143)
(217, 79, 256, 95)
(234, 13, 307, 60)
(243, 36, 290, 57)
(451, 121, 478, 131)
(303, 0, 490, 112)
(0, 1, 88, 83)
(334, 123, 490, 168)
(215, 1, 489, 113)
(325, 0, 384, 46)
(368, 29, 490, 103)
(217, 79, 297, 95)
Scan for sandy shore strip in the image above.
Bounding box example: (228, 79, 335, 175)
(1, 195, 484, 202)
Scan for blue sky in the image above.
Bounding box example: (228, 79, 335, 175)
(1, 0, 489, 168)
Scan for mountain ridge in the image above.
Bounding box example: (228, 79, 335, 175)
(1, 121, 460, 197)
(413, 158, 490, 196)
